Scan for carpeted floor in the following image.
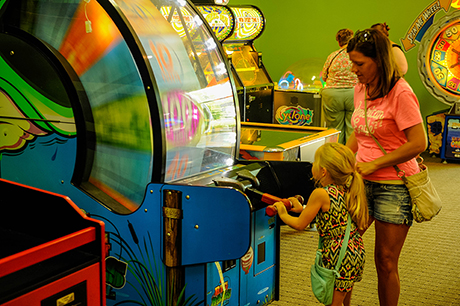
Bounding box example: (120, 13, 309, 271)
(270, 153, 460, 305)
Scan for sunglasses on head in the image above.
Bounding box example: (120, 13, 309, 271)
(355, 30, 374, 44)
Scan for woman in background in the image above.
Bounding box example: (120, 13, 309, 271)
(321, 29, 358, 145)
(371, 22, 408, 75)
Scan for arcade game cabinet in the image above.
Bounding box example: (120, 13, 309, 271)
(274, 58, 325, 127)
(441, 104, 460, 162)
(0, 1, 315, 305)
(418, 10, 460, 162)
(196, 3, 274, 123)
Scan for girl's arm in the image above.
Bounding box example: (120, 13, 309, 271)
(274, 188, 330, 231)
(357, 123, 427, 175)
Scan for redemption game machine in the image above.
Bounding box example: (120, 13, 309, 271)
(195, 2, 274, 123)
(419, 9, 460, 162)
(194, 2, 339, 162)
(0, 0, 317, 305)
(274, 58, 325, 128)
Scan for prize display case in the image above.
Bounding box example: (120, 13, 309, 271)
(274, 58, 325, 127)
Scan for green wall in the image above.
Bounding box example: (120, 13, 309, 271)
(229, 0, 454, 119)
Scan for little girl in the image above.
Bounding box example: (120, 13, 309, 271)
(274, 142, 368, 306)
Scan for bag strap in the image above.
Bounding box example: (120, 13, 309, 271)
(364, 96, 409, 183)
(335, 216, 351, 271)
(325, 48, 345, 78)
(318, 214, 351, 272)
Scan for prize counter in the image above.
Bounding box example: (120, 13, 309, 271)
(0, 1, 318, 306)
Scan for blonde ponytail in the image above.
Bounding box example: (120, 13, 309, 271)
(314, 143, 369, 231)
(345, 171, 369, 231)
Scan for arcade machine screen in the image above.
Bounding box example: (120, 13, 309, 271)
(419, 11, 460, 162)
(198, 5, 274, 123)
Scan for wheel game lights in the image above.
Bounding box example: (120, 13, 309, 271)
(419, 10, 460, 161)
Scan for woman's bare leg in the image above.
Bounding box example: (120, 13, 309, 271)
(374, 220, 410, 306)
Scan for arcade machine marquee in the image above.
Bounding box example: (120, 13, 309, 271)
(0, 1, 316, 306)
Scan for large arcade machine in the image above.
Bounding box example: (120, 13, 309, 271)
(419, 10, 460, 162)
(196, 3, 274, 123)
(0, 1, 315, 306)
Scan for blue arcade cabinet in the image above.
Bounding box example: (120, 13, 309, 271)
(0, 1, 316, 305)
(441, 103, 460, 162)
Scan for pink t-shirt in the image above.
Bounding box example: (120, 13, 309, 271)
(351, 79, 423, 181)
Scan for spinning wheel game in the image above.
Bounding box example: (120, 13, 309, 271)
(419, 10, 460, 161)
(419, 11, 460, 103)
(0, 1, 322, 305)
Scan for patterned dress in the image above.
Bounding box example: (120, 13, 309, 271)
(316, 184, 366, 292)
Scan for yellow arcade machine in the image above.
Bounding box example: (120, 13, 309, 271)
(195, 2, 274, 123)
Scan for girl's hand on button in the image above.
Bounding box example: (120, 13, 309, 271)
(274, 201, 287, 214)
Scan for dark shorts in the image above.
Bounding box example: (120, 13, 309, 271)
(364, 180, 413, 226)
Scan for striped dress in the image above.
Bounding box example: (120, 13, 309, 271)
(316, 184, 366, 292)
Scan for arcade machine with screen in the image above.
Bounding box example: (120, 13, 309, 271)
(274, 58, 325, 127)
(418, 10, 460, 162)
(0, 1, 316, 305)
(196, 4, 274, 123)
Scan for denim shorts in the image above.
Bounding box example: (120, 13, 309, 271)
(364, 180, 413, 226)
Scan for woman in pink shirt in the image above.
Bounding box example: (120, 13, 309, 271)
(346, 29, 427, 306)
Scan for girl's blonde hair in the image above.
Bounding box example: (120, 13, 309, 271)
(313, 143, 369, 231)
